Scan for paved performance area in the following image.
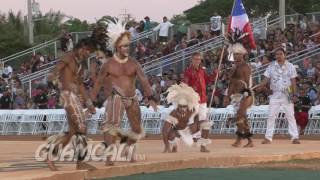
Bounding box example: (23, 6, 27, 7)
(105, 167, 320, 180)
(0, 138, 320, 180)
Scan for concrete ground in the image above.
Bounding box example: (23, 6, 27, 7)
(0, 138, 320, 180)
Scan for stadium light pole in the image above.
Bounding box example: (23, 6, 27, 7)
(279, 0, 286, 30)
(27, 0, 34, 44)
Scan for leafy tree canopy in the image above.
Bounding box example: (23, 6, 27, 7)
(184, 0, 320, 23)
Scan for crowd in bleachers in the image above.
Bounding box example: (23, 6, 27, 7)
(1, 13, 320, 129)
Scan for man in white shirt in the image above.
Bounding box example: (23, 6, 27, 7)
(2, 64, 13, 79)
(210, 13, 221, 36)
(257, 47, 300, 144)
(153, 16, 174, 44)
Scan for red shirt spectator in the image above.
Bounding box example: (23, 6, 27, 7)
(183, 52, 216, 103)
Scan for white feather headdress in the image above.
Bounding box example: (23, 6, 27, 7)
(166, 83, 200, 111)
(105, 19, 130, 51)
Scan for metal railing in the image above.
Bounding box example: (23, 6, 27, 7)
(145, 37, 225, 74)
(18, 17, 271, 93)
(0, 30, 154, 66)
(252, 43, 320, 78)
(143, 18, 270, 74)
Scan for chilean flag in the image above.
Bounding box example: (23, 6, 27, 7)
(228, 0, 256, 49)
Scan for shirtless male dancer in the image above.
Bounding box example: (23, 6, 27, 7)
(225, 31, 254, 148)
(90, 20, 157, 165)
(44, 37, 101, 171)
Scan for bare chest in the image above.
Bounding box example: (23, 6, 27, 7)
(107, 61, 136, 77)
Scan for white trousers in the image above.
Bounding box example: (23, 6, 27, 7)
(265, 98, 299, 141)
(193, 103, 210, 139)
(198, 103, 208, 121)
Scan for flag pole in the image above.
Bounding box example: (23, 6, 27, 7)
(209, 44, 225, 108)
(209, 0, 239, 108)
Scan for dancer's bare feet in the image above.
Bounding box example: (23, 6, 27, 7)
(200, 146, 210, 152)
(171, 146, 178, 153)
(232, 139, 241, 147)
(76, 162, 97, 170)
(292, 139, 301, 144)
(261, 138, 271, 144)
(46, 160, 58, 171)
(163, 146, 171, 153)
(243, 141, 254, 148)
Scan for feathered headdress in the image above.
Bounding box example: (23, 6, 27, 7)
(166, 83, 200, 111)
(225, 28, 248, 60)
(105, 19, 131, 52)
(90, 26, 110, 55)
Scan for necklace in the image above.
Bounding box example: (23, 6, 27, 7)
(114, 54, 128, 64)
(275, 61, 287, 75)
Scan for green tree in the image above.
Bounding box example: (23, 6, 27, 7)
(62, 18, 90, 33)
(184, 0, 320, 23)
(170, 14, 191, 26)
(33, 10, 64, 42)
(0, 11, 29, 58)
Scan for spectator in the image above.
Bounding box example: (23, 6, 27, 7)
(144, 16, 152, 32)
(0, 89, 12, 109)
(60, 30, 73, 52)
(176, 23, 188, 43)
(135, 88, 143, 102)
(13, 89, 26, 109)
(128, 22, 138, 39)
(305, 82, 318, 105)
(47, 88, 58, 109)
(210, 13, 221, 36)
(0, 62, 4, 76)
(153, 16, 174, 44)
(294, 86, 311, 135)
(303, 34, 315, 49)
(196, 30, 204, 41)
(33, 85, 48, 109)
(2, 64, 13, 79)
(136, 20, 145, 33)
(306, 63, 316, 79)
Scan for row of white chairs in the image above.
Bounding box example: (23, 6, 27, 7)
(0, 105, 319, 135)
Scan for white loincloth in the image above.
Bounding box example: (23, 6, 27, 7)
(177, 127, 194, 146)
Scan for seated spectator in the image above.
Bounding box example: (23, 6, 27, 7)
(13, 89, 26, 109)
(33, 85, 48, 109)
(47, 87, 58, 109)
(306, 63, 316, 80)
(196, 29, 204, 41)
(294, 87, 311, 135)
(60, 30, 73, 52)
(0, 88, 12, 109)
(305, 82, 318, 105)
(135, 88, 143, 103)
(2, 64, 13, 79)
